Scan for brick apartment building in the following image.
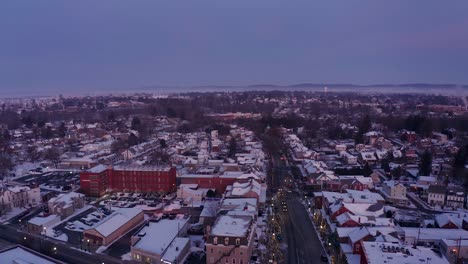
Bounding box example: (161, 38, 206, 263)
(80, 164, 176, 197)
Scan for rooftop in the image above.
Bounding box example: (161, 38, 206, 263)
(362, 241, 449, 264)
(211, 215, 252, 237)
(86, 164, 108, 174)
(114, 165, 172, 172)
(90, 207, 142, 237)
(132, 218, 189, 255)
(0, 245, 63, 264)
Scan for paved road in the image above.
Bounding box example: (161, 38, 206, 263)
(0, 225, 122, 264)
(283, 195, 323, 264)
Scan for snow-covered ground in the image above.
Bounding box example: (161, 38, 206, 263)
(45, 227, 68, 242)
(0, 207, 29, 224)
(189, 235, 205, 252)
(12, 162, 42, 178)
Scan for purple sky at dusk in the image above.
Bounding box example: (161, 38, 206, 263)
(1, 1, 468, 95)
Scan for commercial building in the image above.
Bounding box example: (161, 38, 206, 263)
(80, 165, 177, 197)
(131, 217, 190, 264)
(83, 207, 144, 247)
(206, 215, 255, 264)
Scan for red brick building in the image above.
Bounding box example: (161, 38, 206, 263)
(178, 174, 238, 194)
(80, 164, 176, 197)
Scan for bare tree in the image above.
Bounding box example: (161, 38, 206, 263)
(44, 147, 61, 168)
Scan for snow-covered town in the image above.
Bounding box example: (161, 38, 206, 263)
(0, 90, 467, 264)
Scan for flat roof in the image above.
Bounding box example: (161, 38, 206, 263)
(211, 215, 252, 237)
(90, 208, 142, 237)
(362, 241, 449, 264)
(133, 218, 189, 255)
(0, 245, 62, 264)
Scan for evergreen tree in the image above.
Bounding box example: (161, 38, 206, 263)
(419, 150, 432, 176)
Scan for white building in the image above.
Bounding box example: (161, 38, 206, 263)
(382, 181, 407, 205)
(428, 185, 447, 207)
(131, 217, 190, 264)
(0, 185, 41, 212)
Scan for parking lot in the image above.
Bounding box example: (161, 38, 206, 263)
(15, 171, 80, 193)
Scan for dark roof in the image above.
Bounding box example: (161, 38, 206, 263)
(367, 203, 384, 212)
(428, 184, 447, 194)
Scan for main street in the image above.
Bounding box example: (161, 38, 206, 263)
(263, 132, 325, 264)
(283, 192, 324, 264)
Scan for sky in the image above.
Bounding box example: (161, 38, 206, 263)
(1, 1, 468, 95)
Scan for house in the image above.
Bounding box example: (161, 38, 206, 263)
(359, 152, 377, 166)
(225, 179, 267, 206)
(48, 192, 85, 220)
(401, 228, 468, 245)
(446, 188, 465, 209)
(381, 181, 407, 205)
(0, 185, 41, 212)
(131, 217, 190, 264)
(206, 215, 255, 264)
(177, 184, 209, 204)
(435, 213, 468, 229)
(84, 207, 144, 247)
(336, 212, 394, 228)
(427, 185, 447, 207)
(330, 202, 385, 221)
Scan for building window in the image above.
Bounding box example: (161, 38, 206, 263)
(213, 237, 218, 245)
(235, 238, 240, 246)
(225, 258, 229, 263)
(210, 248, 214, 253)
(225, 237, 229, 245)
(233, 259, 236, 264)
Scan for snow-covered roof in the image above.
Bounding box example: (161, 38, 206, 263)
(337, 212, 394, 227)
(86, 164, 107, 174)
(361, 241, 449, 264)
(435, 213, 468, 228)
(322, 190, 384, 205)
(114, 165, 171, 172)
(90, 208, 142, 237)
(161, 237, 190, 262)
(28, 215, 59, 226)
(402, 227, 468, 241)
(0, 245, 60, 264)
(132, 218, 189, 256)
(210, 215, 252, 237)
(48, 192, 84, 205)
